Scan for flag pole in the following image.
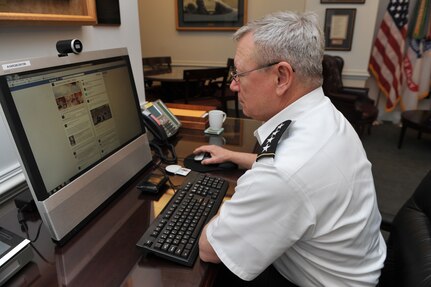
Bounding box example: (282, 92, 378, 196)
(375, 90, 381, 107)
(374, 91, 382, 126)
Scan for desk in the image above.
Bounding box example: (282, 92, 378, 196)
(398, 110, 431, 148)
(2, 117, 262, 287)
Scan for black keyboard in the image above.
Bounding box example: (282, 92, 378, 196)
(136, 172, 228, 266)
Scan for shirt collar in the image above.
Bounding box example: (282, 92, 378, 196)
(254, 87, 324, 144)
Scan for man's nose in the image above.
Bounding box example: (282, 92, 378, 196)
(230, 80, 239, 92)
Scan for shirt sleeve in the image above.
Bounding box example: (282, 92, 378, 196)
(206, 162, 316, 281)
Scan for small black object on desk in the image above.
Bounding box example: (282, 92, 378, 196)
(137, 172, 168, 195)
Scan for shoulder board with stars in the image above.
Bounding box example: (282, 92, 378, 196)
(256, 120, 291, 161)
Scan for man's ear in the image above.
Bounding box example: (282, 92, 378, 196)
(276, 62, 294, 95)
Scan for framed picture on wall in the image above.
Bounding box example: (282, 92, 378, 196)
(321, 0, 365, 3)
(96, 0, 121, 25)
(324, 8, 356, 51)
(176, 0, 247, 31)
(0, 0, 97, 24)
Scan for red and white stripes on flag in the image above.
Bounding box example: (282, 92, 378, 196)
(418, 41, 431, 98)
(401, 0, 431, 110)
(369, 0, 410, 112)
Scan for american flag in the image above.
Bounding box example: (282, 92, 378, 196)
(369, 0, 410, 111)
(401, 0, 431, 111)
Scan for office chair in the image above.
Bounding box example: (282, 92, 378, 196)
(322, 55, 378, 137)
(378, 169, 431, 286)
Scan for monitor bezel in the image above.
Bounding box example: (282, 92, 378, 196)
(0, 49, 146, 201)
(0, 48, 153, 242)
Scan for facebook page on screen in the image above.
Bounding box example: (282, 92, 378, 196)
(6, 60, 140, 195)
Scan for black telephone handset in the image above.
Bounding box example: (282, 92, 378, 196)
(142, 100, 181, 164)
(142, 111, 169, 143)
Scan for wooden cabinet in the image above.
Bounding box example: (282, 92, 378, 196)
(0, 0, 97, 25)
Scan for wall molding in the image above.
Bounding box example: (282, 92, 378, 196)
(0, 167, 26, 205)
(342, 69, 370, 81)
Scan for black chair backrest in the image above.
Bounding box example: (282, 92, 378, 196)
(227, 58, 235, 81)
(379, 170, 431, 287)
(322, 54, 344, 94)
(182, 67, 228, 104)
(143, 56, 172, 76)
(225, 58, 240, 117)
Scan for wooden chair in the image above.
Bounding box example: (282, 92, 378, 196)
(322, 54, 378, 137)
(179, 67, 229, 111)
(143, 56, 172, 101)
(225, 58, 240, 117)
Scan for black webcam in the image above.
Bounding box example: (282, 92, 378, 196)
(56, 39, 83, 57)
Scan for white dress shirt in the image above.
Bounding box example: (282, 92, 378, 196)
(206, 87, 386, 286)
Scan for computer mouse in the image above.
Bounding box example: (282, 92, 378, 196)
(194, 152, 211, 161)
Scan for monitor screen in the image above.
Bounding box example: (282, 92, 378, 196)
(0, 48, 152, 242)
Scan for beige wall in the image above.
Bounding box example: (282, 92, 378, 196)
(139, 0, 383, 105)
(139, 1, 305, 67)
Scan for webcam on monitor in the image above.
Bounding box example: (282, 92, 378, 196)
(56, 39, 83, 57)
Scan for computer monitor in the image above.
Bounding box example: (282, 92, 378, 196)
(0, 48, 152, 243)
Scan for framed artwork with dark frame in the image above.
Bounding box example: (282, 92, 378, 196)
(321, 0, 365, 3)
(324, 8, 356, 51)
(176, 0, 247, 31)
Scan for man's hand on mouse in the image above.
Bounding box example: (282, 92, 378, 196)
(193, 145, 231, 165)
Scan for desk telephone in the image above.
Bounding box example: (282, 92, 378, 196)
(142, 100, 181, 163)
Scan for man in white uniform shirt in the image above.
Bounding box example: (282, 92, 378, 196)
(195, 11, 386, 287)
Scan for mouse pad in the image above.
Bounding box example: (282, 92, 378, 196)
(184, 154, 238, 172)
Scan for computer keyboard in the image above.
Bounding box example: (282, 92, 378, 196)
(136, 172, 228, 266)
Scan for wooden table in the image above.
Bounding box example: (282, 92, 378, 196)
(145, 66, 209, 82)
(3, 117, 262, 287)
(145, 66, 210, 102)
(398, 110, 431, 148)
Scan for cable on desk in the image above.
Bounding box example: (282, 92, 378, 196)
(150, 141, 177, 164)
(16, 203, 54, 264)
(153, 160, 181, 191)
(17, 204, 43, 243)
(30, 242, 54, 265)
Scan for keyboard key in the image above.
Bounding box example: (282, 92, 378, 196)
(181, 249, 190, 258)
(168, 245, 177, 253)
(144, 239, 153, 247)
(175, 246, 183, 256)
(154, 243, 162, 249)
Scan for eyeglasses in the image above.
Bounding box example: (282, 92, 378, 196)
(230, 61, 280, 83)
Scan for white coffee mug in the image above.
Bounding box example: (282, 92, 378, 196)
(209, 110, 226, 130)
